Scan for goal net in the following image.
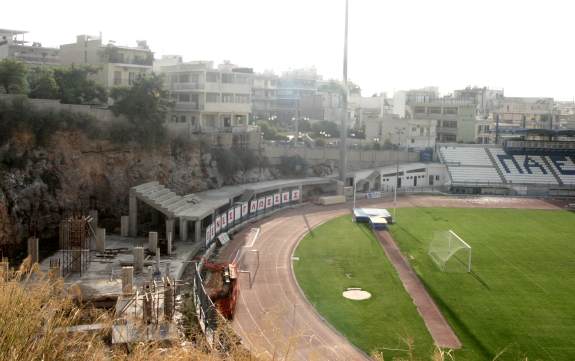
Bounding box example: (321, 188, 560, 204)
(428, 230, 471, 272)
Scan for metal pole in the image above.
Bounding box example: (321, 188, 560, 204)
(339, 0, 349, 182)
(353, 177, 356, 209)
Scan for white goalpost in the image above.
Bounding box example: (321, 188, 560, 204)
(428, 230, 472, 272)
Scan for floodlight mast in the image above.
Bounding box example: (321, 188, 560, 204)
(339, 0, 349, 183)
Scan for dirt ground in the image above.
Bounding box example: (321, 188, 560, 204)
(218, 195, 565, 360)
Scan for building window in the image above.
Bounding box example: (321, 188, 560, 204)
(206, 72, 219, 82)
(411, 138, 415, 143)
(222, 93, 234, 103)
(442, 120, 457, 128)
(178, 93, 191, 102)
(414, 106, 426, 114)
(235, 94, 249, 103)
(223, 116, 231, 127)
(444, 107, 457, 115)
(206, 93, 219, 103)
(180, 115, 187, 123)
(429, 107, 441, 114)
(128, 72, 138, 85)
(179, 73, 190, 83)
(113, 71, 122, 85)
(235, 74, 249, 84)
(420, 128, 424, 136)
(222, 73, 234, 83)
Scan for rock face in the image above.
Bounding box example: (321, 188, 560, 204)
(0, 131, 335, 257)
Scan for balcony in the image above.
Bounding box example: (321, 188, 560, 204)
(175, 102, 203, 111)
(204, 102, 250, 113)
(173, 82, 204, 91)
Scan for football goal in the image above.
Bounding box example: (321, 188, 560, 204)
(428, 230, 471, 272)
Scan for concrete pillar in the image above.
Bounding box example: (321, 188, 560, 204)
(298, 184, 303, 203)
(336, 180, 344, 196)
(129, 191, 138, 237)
(121, 266, 134, 295)
(120, 216, 129, 237)
(27, 237, 39, 264)
(88, 209, 98, 229)
(195, 220, 201, 243)
(166, 232, 173, 256)
(164, 278, 174, 321)
(148, 232, 158, 254)
(165, 219, 175, 241)
(179, 219, 188, 241)
(156, 247, 161, 275)
(95, 227, 106, 252)
(133, 246, 144, 273)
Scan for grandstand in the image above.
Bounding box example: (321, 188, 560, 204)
(438, 129, 575, 196)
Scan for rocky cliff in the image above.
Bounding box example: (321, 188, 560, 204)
(0, 129, 336, 258)
(0, 130, 284, 257)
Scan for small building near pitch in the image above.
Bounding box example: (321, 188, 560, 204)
(353, 208, 393, 227)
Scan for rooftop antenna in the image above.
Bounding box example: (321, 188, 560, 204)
(339, 0, 349, 183)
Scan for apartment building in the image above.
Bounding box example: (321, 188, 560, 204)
(493, 97, 555, 130)
(60, 35, 153, 89)
(453, 86, 503, 118)
(555, 101, 575, 129)
(365, 115, 436, 150)
(408, 99, 476, 143)
(157, 60, 254, 137)
(392, 87, 439, 118)
(0, 29, 60, 67)
(252, 68, 323, 127)
(252, 72, 279, 122)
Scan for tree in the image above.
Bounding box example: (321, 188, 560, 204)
(27, 67, 59, 99)
(257, 120, 287, 141)
(110, 74, 173, 146)
(53, 65, 107, 104)
(0, 59, 28, 94)
(311, 120, 340, 138)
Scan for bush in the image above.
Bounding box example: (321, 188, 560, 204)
(278, 155, 308, 177)
(0, 98, 105, 148)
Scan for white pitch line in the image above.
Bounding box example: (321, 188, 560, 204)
(245, 227, 260, 248)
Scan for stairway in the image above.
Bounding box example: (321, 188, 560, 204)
(484, 148, 507, 183)
(541, 157, 564, 185)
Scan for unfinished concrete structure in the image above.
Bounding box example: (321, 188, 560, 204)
(129, 177, 335, 246)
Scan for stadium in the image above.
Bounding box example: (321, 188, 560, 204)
(222, 130, 575, 361)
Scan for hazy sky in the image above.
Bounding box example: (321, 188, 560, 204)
(4, 0, 575, 100)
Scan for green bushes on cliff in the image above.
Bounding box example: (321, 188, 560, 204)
(0, 97, 102, 148)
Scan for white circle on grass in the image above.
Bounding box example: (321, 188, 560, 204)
(342, 288, 372, 301)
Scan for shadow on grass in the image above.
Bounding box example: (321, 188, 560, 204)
(419, 278, 495, 361)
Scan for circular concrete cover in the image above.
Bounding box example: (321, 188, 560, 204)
(342, 288, 372, 301)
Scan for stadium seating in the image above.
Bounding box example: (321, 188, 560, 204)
(488, 149, 558, 184)
(548, 155, 575, 185)
(448, 166, 502, 183)
(439, 146, 503, 184)
(440, 145, 575, 186)
(440, 146, 493, 166)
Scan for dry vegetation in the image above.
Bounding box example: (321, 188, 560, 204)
(0, 257, 457, 361)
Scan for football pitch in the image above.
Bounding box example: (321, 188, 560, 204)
(293, 208, 575, 361)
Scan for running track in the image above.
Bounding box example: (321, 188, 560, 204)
(222, 196, 562, 360)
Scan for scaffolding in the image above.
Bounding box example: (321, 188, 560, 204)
(57, 215, 94, 276)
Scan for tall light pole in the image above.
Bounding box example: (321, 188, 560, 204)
(339, 0, 349, 183)
(393, 127, 404, 219)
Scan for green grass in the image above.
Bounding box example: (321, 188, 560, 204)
(389, 208, 575, 361)
(293, 216, 435, 359)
